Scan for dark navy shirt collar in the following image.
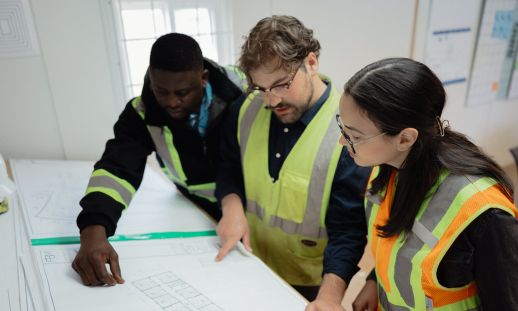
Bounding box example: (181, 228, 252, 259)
(299, 81, 331, 126)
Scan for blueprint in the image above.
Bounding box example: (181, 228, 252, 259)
(33, 237, 307, 311)
(10, 159, 215, 240)
(7, 160, 307, 311)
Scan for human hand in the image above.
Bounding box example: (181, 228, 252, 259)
(72, 225, 124, 286)
(352, 280, 377, 311)
(215, 194, 251, 261)
(305, 300, 346, 311)
(306, 273, 347, 311)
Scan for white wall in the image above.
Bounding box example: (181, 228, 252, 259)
(1, 0, 517, 170)
(232, 0, 417, 88)
(440, 83, 518, 168)
(413, 0, 518, 168)
(232, 0, 518, 169)
(0, 0, 121, 161)
(0, 55, 64, 159)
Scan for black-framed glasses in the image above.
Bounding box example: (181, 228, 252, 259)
(335, 114, 387, 154)
(248, 62, 302, 97)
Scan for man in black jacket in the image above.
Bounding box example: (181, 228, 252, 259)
(72, 33, 246, 286)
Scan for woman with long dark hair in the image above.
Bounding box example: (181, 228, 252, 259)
(336, 58, 518, 311)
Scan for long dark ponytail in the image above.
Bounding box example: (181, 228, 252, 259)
(344, 58, 514, 238)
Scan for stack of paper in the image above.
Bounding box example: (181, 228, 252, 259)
(4, 159, 307, 311)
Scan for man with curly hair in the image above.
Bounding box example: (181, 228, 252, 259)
(215, 16, 370, 309)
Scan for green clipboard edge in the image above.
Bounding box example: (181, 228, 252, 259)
(31, 230, 217, 246)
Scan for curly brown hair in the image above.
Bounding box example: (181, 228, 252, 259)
(239, 15, 321, 76)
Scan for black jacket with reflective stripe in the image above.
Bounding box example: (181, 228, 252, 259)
(77, 59, 243, 236)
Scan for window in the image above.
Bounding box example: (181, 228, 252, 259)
(109, 0, 235, 99)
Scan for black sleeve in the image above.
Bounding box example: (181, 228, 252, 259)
(323, 149, 371, 284)
(214, 95, 247, 205)
(76, 101, 155, 236)
(470, 208, 518, 311)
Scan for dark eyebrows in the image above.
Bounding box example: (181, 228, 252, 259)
(250, 74, 292, 90)
(152, 85, 193, 94)
(174, 87, 193, 93)
(344, 124, 366, 135)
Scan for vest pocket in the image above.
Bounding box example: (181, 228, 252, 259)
(277, 169, 309, 222)
(287, 237, 326, 259)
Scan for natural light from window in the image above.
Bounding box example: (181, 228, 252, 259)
(112, 0, 233, 99)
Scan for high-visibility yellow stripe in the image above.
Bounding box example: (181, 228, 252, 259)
(85, 187, 128, 209)
(91, 169, 136, 195)
(131, 97, 145, 119)
(188, 182, 215, 190)
(163, 127, 188, 182)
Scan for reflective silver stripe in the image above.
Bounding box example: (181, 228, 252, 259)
(191, 188, 215, 198)
(365, 200, 373, 220)
(389, 174, 480, 309)
(239, 96, 265, 221)
(132, 99, 181, 183)
(419, 175, 477, 232)
(225, 65, 248, 90)
(380, 281, 482, 311)
(87, 175, 133, 207)
(378, 284, 410, 311)
(266, 109, 339, 239)
(366, 191, 382, 205)
(411, 221, 438, 248)
(269, 215, 327, 238)
(365, 191, 380, 221)
(148, 126, 214, 199)
(238, 94, 263, 159)
(147, 126, 182, 183)
(238, 95, 262, 154)
(247, 199, 265, 220)
(249, 199, 327, 238)
(134, 99, 145, 116)
(134, 98, 213, 199)
(394, 233, 423, 308)
(241, 97, 338, 239)
(302, 109, 340, 238)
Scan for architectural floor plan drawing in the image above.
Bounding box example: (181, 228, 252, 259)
(33, 237, 307, 311)
(132, 271, 222, 311)
(10, 159, 215, 240)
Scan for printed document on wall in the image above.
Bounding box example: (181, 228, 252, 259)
(424, 0, 482, 86)
(466, 0, 518, 106)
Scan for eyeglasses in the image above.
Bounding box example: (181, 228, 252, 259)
(248, 62, 302, 97)
(335, 114, 387, 154)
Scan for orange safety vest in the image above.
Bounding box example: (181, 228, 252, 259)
(365, 168, 517, 310)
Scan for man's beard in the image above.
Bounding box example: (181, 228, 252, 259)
(269, 83, 314, 124)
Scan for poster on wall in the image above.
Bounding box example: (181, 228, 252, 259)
(0, 0, 40, 58)
(424, 0, 483, 86)
(466, 0, 518, 106)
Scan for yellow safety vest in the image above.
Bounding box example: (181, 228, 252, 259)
(238, 80, 342, 285)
